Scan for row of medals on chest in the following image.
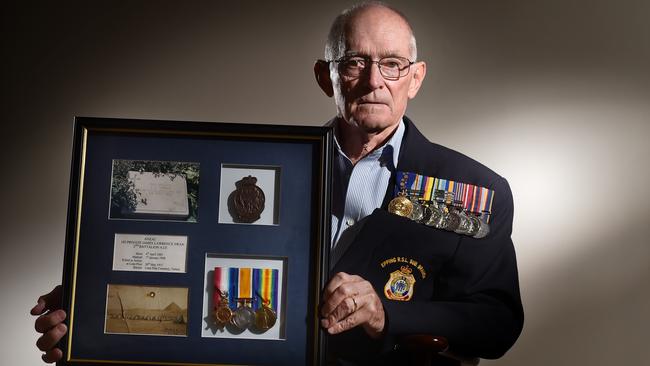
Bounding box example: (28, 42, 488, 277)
(388, 187, 490, 239)
(214, 289, 277, 332)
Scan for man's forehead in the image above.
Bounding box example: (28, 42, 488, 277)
(343, 30, 412, 58)
(342, 49, 405, 59)
(342, 7, 413, 57)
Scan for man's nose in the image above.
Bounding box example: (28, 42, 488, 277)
(365, 61, 385, 90)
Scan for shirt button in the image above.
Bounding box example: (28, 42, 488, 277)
(346, 218, 355, 226)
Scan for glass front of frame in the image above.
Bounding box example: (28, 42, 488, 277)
(60, 117, 331, 366)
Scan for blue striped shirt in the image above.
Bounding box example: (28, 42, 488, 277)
(331, 119, 405, 248)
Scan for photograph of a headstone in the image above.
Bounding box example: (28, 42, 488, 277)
(109, 159, 200, 221)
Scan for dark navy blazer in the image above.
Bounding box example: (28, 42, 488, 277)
(328, 117, 524, 365)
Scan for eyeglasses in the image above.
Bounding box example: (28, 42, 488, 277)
(329, 56, 414, 80)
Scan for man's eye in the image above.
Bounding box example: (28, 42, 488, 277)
(344, 58, 365, 68)
(381, 60, 401, 69)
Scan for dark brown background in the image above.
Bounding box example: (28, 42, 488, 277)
(2, 1, 649, 365)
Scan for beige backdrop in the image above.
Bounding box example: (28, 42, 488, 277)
(2, 1, 649, 365)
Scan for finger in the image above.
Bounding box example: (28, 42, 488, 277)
(323, 273, 368, 297)
(31, 285, 62, 315)
(36, 323, 67, 352)
(321, 276, 376, 317)
(31, 299, 46, 316)
(322, 272, 352, 300)
(356, 292, 386, 337)
(323, 291, 385, 334)
(321, 296, 357, 328)
(327, 307, 371, 335)
(35, 310, 67, 334)
(320, 281, 362, 317)
(42, 348, 63, 364)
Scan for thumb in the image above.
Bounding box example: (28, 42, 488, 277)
(31, 285, 62, 315)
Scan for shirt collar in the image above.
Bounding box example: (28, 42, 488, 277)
(331, 118, 405, 168)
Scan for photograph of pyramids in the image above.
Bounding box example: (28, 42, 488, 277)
(105, 284, 188, 336)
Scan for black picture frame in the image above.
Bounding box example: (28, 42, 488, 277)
(59, 117, 332, 366)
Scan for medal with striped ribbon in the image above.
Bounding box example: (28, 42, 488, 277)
(213, 267, 278, 331)
(392, 171, 494, 238)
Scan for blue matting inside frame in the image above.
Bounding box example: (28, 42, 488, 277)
(70, 130, 318, 365)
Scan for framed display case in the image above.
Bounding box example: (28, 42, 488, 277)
(59, 117, 332, 365)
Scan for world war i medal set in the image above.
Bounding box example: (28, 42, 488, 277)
(388, 171, 493, 238)
(212, 267, 279, 333)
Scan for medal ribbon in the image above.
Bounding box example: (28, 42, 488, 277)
(216, 267, 277, 310)
(213, 266, 228, 308)
(213, 267, 241, 309)
(228, 267, 239, 308)
(394, 171, 495, 222)
(252, 268, 279, 311)
(238, 267, 252, 301)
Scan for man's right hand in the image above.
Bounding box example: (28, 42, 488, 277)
(31, 285, 67, 363)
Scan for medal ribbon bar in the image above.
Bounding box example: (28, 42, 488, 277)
(394, 171, 495, 222)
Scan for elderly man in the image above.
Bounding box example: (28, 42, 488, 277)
(32, 2, 523, 365)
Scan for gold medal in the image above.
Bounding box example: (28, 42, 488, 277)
(389, 175, 414, 217)
(213, 289, 232, 327)
(254, 305, 277, 331)
(388, 194, 414, 217)
(214, 304, 233, 326)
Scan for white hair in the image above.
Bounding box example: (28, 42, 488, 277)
(324, 1, 417, 61)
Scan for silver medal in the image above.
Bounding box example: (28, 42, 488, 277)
(454, 210, 472, 235)
(230, 305, 255, 330)
(445, 210, 461, 231)
(419, 204, 433, 225)
(465, 214, 481, 237)
(409, 198, 425, 223)
(472, 219, 490, 239)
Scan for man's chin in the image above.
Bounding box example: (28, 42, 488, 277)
(350, 115, 398, 134)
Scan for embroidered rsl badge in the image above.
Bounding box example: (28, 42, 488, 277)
(384, 266, 416, 301)
(388, 171, 494, 238)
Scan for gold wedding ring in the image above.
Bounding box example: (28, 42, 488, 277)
(351, 297, 358, 313)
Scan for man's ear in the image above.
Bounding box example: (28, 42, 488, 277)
(407, 61, 426, 99)
(314, 60, 334, 97)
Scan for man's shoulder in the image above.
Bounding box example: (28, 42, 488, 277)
(400, 116, 508, 192)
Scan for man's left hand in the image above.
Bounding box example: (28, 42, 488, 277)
(320, 272, 385, 338)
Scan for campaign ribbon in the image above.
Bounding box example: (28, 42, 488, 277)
(215, 267, 278, 310)
(394, 171, 495, 222)
(253, 268, 279, 311)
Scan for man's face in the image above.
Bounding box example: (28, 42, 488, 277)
(330, 8, 425, 133)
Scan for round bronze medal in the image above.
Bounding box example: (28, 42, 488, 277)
(230, 305, 255, 330)
(214, 304, 233, 326)
(229, 175, 265, 223)
(254, 305, 277, 331)
(388, 195, 414, 217)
